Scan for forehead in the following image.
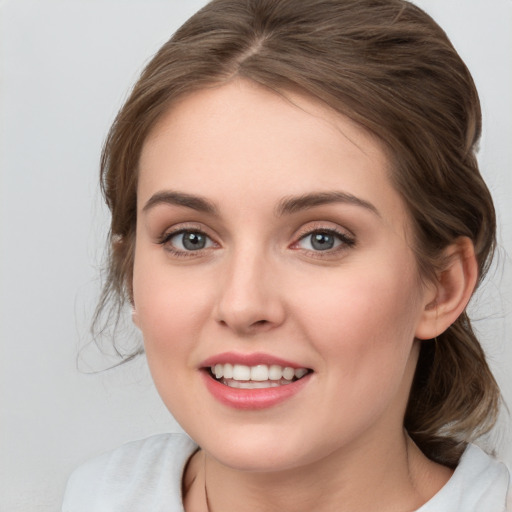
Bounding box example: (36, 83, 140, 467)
(138, 79, 408, 229)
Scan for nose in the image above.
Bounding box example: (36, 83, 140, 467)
(214, 249, 285, 336)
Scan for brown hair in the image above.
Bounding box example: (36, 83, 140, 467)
(96, 0, 500, 467)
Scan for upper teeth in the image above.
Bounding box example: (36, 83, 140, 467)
(211, 363, 308, 381)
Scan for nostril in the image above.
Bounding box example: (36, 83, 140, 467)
(251, 319, 270, 328)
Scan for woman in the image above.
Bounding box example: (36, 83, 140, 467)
(63, 0, 511, 510)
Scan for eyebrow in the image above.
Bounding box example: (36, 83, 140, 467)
(276, 191, 380, 217)
(142, 189, 379, 218)
(142, 190, 218, 215)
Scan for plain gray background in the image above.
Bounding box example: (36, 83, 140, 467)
(1, 1, 511, 510)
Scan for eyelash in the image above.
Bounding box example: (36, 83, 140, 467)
(157, 227, 217, 258)
(157, 226, 356, 258)
(293, 227, 356, 256)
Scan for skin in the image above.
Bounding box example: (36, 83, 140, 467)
(132, 79, 465, 511)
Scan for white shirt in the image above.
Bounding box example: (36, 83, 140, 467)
(62, 433, 511, 511)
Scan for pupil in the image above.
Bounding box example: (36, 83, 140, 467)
(311, 232, 334, 251)
(183, 232, 206, 250)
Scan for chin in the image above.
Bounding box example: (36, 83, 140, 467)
(193, 423, 329, 473)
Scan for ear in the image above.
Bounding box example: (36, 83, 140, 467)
(415, 237, 478, 340)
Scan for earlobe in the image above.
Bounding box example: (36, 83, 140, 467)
(415, 237, 478, 340)
(132, 306, 140, 328)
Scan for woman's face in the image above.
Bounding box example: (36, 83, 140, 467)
(133, 80, 435, 472)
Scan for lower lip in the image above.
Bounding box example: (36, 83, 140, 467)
(202, 371, 312, 410)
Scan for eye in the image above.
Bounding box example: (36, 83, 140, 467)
(296, 229, 354, 252)
(160, 229, 215, 252)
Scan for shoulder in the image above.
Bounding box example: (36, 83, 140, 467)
(418, 444, 511, 511)
(62, 433, 198, 512)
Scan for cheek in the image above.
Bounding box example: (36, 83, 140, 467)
(132, 255, 212, 365)
(294, 260, 423, 376)
(132, 260, 215, 421)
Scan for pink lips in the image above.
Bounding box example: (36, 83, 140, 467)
(200, 352, 312, 410)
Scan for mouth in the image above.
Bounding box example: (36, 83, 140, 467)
(200, 354, 314, 409)
(205, 363, 312, 389)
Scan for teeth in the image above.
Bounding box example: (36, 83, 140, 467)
(233, 364, 251, 380)
(209, 363, 309, 383)
(269, 365, 283, 380)
(283, 367, 295, 380)
(223, 363, 233, 379)
(225, 380, 283, 389)
(294, 368, 308, 379)
(251, 365, 269, 381)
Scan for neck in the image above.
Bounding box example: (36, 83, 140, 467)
(185, 430, 452, 512)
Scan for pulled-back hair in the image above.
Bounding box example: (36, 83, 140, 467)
(96, 0, 500, 467)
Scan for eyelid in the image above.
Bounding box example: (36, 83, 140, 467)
(290, 222, 356, 254)
(160, 229, 214, 246)
(157, 223, 220, 256)
(293, 221, 355, 242)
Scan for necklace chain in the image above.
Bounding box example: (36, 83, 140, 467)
(204, 453, 212, 512)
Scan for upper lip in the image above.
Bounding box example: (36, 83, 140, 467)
(200, 352, 310, 369)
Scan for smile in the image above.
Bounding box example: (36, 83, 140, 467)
(200, 353, 314, 409)
(209, 363, 310, 389)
